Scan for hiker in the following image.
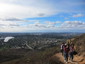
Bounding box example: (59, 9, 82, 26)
(69, 44, 74, 62)
(60, 43, 65, 55)
(63, 44, 69, 63)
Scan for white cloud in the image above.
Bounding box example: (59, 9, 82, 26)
(73, 14, 84, 17)
(0, 20, 85, 32)
(0, 2, 57, 19)
(0, 0, 84, 19)
(61, 21, 85, 28)
(0, 0, 85, 32)
(0, 20, 21, 27)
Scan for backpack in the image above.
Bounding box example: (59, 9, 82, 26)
(60, 44, 65, 52)
(73, 51, 77, 55)
(61, 44, 65, 49)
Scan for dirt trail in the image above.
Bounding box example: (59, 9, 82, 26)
(53, 53, 85, 64)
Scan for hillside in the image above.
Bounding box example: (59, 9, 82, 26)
(0, 47, 63, 64)
(0, 33, 84, 64)
(72, 33, 85, 56)
(51, 33, 85, 64)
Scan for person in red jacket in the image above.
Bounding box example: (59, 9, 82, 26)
(63, 44, 69, 63)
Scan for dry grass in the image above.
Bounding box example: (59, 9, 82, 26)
(0, 46, 63, 64)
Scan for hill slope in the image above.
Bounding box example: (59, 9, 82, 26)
(72, 33, 85, 56)
(52, 33, 85, 64)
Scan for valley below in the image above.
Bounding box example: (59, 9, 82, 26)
(0, 32, 84, 64)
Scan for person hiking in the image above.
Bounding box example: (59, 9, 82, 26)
(63, 44, 69, 63)
(60, 43, 65, 56)
(69, 44, 74, 62)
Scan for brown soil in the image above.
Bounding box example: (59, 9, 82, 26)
(52, 53, 85, 64)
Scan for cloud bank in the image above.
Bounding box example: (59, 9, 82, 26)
(0, 0, 85, 32)
(0, 20, 85, 32)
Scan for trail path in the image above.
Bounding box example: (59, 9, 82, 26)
(53, 53, 85, 64)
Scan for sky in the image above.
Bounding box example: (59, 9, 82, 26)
(0, 0, 85, 32)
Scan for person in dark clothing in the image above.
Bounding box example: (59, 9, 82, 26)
(69, 44, 74, 62)
(60, 43, 65, 56)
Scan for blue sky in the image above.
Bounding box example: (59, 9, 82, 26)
(0, 0, 85, 32)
